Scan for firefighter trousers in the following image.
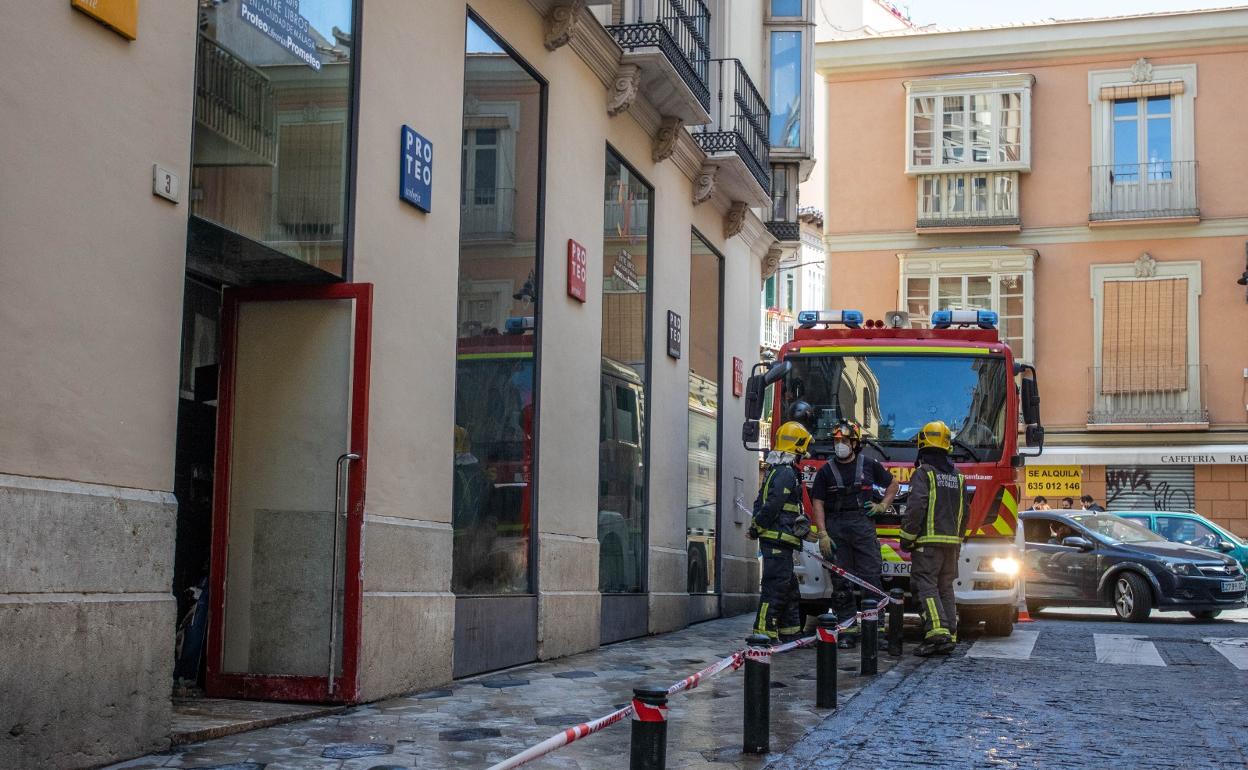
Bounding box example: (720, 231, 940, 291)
(754, 543, 801, 641)
(830, 515, 883, 629)
(910, 544, 959, 641)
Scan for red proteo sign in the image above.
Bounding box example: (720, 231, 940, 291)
(567, 239, 587, 302)
(733, 357, 744, 397)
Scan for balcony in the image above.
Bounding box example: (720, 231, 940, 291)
(1090, 161, 1199, 223)
(765, 221, 800, 242)
(762, 308, 795, 351)
(1087, 365, 1208, 428)
(194, 34, 276, 166)
(606, 0, 712, 124)
(916, 171, 1019, 232)
(692, 58, 771, 205)
(460, 187, 515, 239)
(604, 196, 650, 237)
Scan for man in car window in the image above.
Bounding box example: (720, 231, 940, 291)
(811, 419, 899, 649)
(899, 421, 967, 657)
(1048, 522, 1074, 544)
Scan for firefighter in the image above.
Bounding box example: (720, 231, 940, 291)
(749, 421, 815, 644)
(899, 420, 968, 657)
(811, 420, 899, 648)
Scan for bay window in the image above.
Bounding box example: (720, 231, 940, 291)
(899, 248, 1035, 361)
(905, 73, 1032, 174)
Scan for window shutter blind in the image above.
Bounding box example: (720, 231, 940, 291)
(1101, 278, 1187, 394)
(1098, 81, 1185, 101)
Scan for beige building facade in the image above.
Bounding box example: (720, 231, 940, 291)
(815, 9, 1248, 534)
(1, 1, 816, 767)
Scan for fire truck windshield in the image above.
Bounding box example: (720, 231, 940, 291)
(781, 353, 1008, 463)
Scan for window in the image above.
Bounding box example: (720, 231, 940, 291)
(1156, 516, 1221, 550)
(1089, 63, 1196, 220)
(917, 170, 1019, 225)
(770, 164, 791, 221)
(1090, 259, 1204, 424)
(905, 73, 1033, 173)
(687, 232, 723, 595)
(770, 0, 803, 17)
(191, 0, 356, 277)
(769, 31, 802, 149)
(899, 249, 1035, 361)
(599, 149, 653, 595)
(764, 275, 776, 309)
(785, 273, 795, 313)
(451, 17, 545, 596)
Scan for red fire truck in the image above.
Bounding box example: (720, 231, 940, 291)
(742, 308, 1044, 637)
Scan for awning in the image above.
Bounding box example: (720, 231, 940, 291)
(1028, 444, 1248, 466)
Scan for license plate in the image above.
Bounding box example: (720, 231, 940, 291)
(1221, 579, 1246, 593)
(881, 561, 911, 576)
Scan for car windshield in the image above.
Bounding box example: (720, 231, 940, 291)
(1070, 513, 1167, 545)
(780, 353, 1007, 463)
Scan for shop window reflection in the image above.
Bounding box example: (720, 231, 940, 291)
(191, 0, 355, 277)
(451, 18, 544, 596)
(599, 152, 653, 595)
(687, 233, 722, 595)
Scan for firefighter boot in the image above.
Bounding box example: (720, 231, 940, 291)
(936, 637, 957, 655)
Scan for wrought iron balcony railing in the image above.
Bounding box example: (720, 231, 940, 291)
(693, 58, 771, 191)
(765, 221, 799, 242)
(1087, 364, 1208, 425)
(195, 34, 276, 165)
(1090, 160, 1198, 221)
(604, 197, 650, 237)
(460, 187, 516, 237)
(606, 0, 711, 112)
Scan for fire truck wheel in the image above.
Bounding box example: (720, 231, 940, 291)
(984, 606, 1014, 637)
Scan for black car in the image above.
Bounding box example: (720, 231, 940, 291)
(1020, 511, 1247, 622)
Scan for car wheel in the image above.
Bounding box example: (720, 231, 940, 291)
(984, 606, 1014, 637)
(1190, 609, 1221, 621)
(1113, 572, 1152, 622)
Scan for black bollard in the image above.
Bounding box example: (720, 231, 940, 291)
(887, 588, 904, 657)
(630, 685, 669, 770)
(742, 634, 771, 754)
(860, 599, 879, 676)
(815, 613, 838, 709)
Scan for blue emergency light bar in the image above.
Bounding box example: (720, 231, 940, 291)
(931, 309, 998, 330)
(797, 309, 863, 329)
(505, 316, 536, 334)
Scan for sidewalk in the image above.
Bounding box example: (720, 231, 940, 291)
(105, 613, 900, 770)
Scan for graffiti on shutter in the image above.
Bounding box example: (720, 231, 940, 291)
(1105, 465, 1195, 511)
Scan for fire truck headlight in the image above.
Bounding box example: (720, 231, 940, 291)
(988, 557, 1020, 576)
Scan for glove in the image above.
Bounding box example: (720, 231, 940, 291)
(819, 533, 835, 559)
(866, 502, 888, 517)
(746, 524, 760, 541)
(897, 537, 914, 554)
(804, 523, 819, 543)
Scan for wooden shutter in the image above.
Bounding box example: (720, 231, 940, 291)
(1101, 278, 1187, 394)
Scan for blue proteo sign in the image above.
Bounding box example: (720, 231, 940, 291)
(401, 125, 433, 213)
(238, 0, 322, 71)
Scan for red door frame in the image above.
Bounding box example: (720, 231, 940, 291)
(205, 282, 373, 703)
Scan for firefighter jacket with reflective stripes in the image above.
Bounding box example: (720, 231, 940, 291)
(752, 464, 804, 549)
(900, 463, 968, 548)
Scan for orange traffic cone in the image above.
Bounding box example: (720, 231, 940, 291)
(1016, 569, 1035, 623)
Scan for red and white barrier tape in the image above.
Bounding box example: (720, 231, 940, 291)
(810, 553, 898, 604)
(666, 650, 746, 696)
(485, 704, 634, 770)
(768, 634, 815, 654)
(486, 648, 747, 770)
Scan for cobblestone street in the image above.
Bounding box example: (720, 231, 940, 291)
(768, 608, 1248, 770)
(103, 614, 894, 770)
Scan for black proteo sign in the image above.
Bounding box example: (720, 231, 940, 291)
(667, 310, 682, 359)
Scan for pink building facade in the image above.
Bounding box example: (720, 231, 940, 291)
(815, 9, 1248, 534)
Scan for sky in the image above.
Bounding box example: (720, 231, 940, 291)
(901, 0, 1237, 29)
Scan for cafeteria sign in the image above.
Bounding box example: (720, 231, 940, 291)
(1024, 465, 1082, 497)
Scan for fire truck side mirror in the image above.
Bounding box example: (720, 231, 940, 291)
(1019, 370, 1041, 426)
(742, 420, 762, 452)
(744, 374, 766, 422)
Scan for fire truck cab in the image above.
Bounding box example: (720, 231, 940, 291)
(742, 309, 1044, 637)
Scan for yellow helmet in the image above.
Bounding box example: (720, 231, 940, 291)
(774, 421, 813, 456)
(917, 420, 952, 452)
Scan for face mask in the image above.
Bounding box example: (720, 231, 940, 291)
(834, 442, 852, 460)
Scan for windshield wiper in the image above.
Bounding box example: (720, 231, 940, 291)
(860, 437, 891, 461)
(950, 438, 981, 462)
